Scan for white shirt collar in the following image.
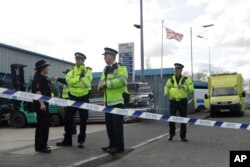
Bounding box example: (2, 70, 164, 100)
(108, 62, 116, 67)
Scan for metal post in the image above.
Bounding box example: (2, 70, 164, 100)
(140, 0, 145, 80)
(190, 27, 193, 80)
(160, 20, 164, 78)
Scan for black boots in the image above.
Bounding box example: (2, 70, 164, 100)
(35, 147, 52, 154)
(56, 140, 72, 147)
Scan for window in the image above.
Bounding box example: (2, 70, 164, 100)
(212, 87, 238, 96)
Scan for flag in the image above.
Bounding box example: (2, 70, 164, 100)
(165, 27, 184, 42)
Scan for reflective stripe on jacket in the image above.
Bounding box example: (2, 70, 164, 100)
(66, 64, 93, 97)
(164, 75, 194, 101)
(99, 63, 128, 106)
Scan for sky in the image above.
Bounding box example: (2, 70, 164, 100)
(0, 0, 250, 79)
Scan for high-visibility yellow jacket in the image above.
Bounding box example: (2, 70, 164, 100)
(164, 75, 194, 101)
(66, 64, 93, 97)
(62, 85, 70, 99)
(99, 63, 128, 106)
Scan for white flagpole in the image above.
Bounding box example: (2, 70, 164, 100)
(160, 20, 164, 78)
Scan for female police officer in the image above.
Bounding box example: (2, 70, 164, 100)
(32, 60, 52, 153)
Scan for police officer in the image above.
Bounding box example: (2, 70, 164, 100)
(52, 69, 77, 135)
(99, 47, 128, 154)
(56, 52, 92, 148)
(32, 60, 52, 153)
(164, 63, 194, 142)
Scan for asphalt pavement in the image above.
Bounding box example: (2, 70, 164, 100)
(0, 112, 208, 167)
(99, 111, 250, 167)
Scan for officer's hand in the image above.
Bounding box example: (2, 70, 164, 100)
(178, 85, 184, 89)
(80, 71, 85, 78)
(51, 76, 57, 83)
(40, 104, 46, 111)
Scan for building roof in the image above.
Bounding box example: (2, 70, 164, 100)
(93, 68, 174, 78)
(0, 43, 74, 65)
(135, 68, 174, 76)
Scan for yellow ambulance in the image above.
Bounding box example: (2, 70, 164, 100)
(205, 73, 245, 117)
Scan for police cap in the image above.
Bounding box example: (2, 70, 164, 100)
(34, 60, 50, 70)
(174, 63, 184, 69)
(102, 47, 118, 56)
(75, 52, 87, 60)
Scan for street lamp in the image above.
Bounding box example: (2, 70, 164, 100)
(133, 24, 141, 29)
(133, 0, 145, 81)
(197, 35, 211, 75)
(190, 24, 214, 80)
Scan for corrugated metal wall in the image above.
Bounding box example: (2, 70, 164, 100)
(0, 46, 74, 81)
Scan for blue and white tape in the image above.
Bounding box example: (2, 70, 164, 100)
(0, 87, 249, 130)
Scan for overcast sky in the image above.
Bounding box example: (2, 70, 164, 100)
(0, 0, 250, 78)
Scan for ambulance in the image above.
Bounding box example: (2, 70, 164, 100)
(205, 73, 245, 117)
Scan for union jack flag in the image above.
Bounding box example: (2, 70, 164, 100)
(165, 27, 184, 42)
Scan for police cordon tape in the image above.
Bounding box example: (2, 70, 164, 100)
(0, 87, 249, 131)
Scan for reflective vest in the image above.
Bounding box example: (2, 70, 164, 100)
(62, 85, 70, 99)
(66, 64, 93, 97)
(164, 75, 194, 101)
(99, 63, 128, 106)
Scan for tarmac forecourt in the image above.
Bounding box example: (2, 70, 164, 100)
(0, 87, 250, 131)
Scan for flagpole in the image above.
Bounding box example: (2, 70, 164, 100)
(160, 20, 164, 78)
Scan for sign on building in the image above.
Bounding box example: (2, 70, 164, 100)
(118, 42, 134, 81)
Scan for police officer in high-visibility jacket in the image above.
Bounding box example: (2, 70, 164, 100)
(57, 52, 92, 148)
(164, 63, 194, 142)
(99, 47, 128, 154)
(53, 69, 77, 135)
(61, 69, 71, 99)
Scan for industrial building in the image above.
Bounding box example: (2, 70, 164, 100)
(0, 43, 74, 85)
(0, 43, 194, 114)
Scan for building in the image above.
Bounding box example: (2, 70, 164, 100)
(0, 43, 74, 85)
(92, 68, 175, 85)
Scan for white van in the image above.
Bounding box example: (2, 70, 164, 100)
(194, 82, 209, 112)
(244, 91, 250, 110)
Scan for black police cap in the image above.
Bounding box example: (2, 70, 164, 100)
(174, 63, 184, 68)
(102, 47, 118, 56)
(75, 52, 87, 60)
(34, 60, 50, 70)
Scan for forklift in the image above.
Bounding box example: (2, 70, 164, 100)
(6, 64, 64, 128)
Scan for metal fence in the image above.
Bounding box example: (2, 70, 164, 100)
(142, 76, 194, 115)
(93, 75, 194, 115)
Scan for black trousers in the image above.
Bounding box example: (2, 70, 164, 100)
(34, 103, 50, 150)
(64, 93, 89, 143)
(105, 104, 124, 150)
(64, 106, 77, 135)
(169, 99, 188, 139)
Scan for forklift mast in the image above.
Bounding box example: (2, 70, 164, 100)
(10, 64, 27, 91)
(10, 64, 27, 110)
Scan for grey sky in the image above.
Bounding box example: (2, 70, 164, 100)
(0, 0, 249, 78)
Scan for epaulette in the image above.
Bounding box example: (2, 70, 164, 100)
(118, 63, 125, 66)
(86, 67, 92, 70)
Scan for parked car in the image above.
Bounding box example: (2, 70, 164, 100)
(127, 82, 155, 111)
(76, 82, 155, 123)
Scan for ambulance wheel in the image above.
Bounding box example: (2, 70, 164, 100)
(13, 112, 27, 128)
(50, 114, 60, 127)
